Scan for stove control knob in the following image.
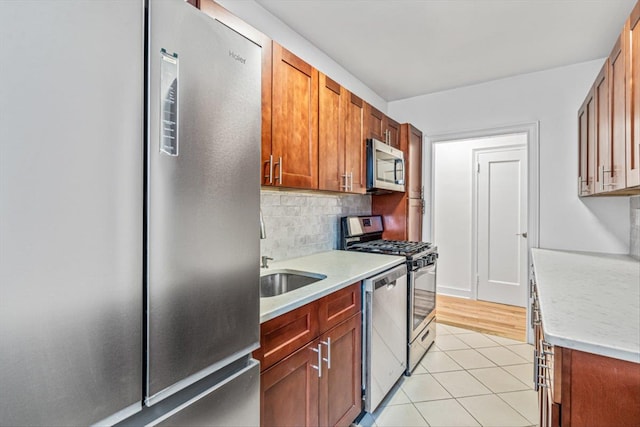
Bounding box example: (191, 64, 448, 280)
(415, 259, 425, 269)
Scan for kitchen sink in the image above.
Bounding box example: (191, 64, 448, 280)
(260, 270, 327, 298)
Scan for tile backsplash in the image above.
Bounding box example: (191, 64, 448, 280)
(631, 196, 640, 260)
(260, 189, 371, 261)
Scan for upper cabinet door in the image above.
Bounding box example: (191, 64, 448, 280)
(403, 124, 423, 199)
(271, 42, 319, 189)
(365, 103, 385, 141)
(608, 34, 627, 191)
(578, 89, 596, 196)
(627, 5, 640, 188)
(345, 92, 366, 194)
(594, 62, 610, 194)
(318, 73, 345, 192)
(386, 117, 401, 149)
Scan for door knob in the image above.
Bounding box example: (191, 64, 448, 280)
(516, 232, 528, 238)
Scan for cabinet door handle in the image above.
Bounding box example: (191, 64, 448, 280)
(321, 337, 331, 369)
(310, 343, 322, 377)
(530, 300, 535, 329)
(578, 176, 583, 195)
(349, 171, 353, 192)
(533, 348, 539, 391)
(341, 173, 349, 190)
(265, 155, 273, 185)
(600, 165, 615, 190)
(273, 156, 282, 184)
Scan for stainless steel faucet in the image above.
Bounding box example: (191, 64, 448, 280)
(261, 256, 273, 269)
(259, 209, 266, 239)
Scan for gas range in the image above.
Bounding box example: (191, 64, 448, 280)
(341, 215, 437, 376)
(340, 215, 437, 263)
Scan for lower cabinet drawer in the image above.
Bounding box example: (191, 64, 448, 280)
(318, 283, 361, 332)
(254, 303, 319, 372)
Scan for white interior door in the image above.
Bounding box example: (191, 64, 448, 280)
(477, 148, 528, 307)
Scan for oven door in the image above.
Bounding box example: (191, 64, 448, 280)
(409, 263, 436, 342)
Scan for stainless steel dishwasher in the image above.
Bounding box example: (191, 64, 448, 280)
(362, 263, 408, 413)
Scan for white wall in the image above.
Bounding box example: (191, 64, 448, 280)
(434, 134, 527, 297)
(215, 0, 387, 112)
(389, 59, 630, 255)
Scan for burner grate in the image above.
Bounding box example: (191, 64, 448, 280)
(350, 239, 432, 256)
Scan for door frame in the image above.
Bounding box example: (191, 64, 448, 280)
(428, 122, 540, 343)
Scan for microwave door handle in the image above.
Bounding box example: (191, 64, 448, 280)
(395, 159, 404, 184)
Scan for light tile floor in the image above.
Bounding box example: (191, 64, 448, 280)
(358, 322, 538, 427)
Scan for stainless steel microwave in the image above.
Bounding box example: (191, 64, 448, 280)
(366, 138, 405, 193)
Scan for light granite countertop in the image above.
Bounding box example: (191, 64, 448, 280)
(531, 248, 640, 363)
(259, 250, 405, 323)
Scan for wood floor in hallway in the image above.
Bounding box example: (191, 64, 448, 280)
(436, 294, 527, 341)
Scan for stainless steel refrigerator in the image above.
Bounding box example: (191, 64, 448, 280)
(0, 0, 261, 425)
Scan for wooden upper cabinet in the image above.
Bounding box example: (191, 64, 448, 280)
(318, 73, 346, 192)
(386, 117, 401, 149)
(594, 62, 610, 194)
(365, 103, 385, 141)
(344, 93, 366, 194)
(608, 34, 627, 191)
(364, 103, 401, 148)
(318, 75, 366, 194)
(579, 2, 640, 195)
(402, 124, 423, 199)
(270, 42, 319, 189)
(578, 89, 596, 196)
(627, 3, 640, 188)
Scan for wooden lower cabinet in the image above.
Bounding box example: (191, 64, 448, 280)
(261, 342, 320, 427)
(260, 314, 362, 427)
(537, 343, 640, 427)
(319, 315, 362, 427)
(257, 283, 362, 427)
(534, 285, 640, 426)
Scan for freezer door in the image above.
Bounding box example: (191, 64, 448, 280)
(147, 0, 261, 402)
(156, 360, 260, 427)
(0, 1, 144, 425)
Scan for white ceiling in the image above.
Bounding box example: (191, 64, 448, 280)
(255, 0, 637, 101)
